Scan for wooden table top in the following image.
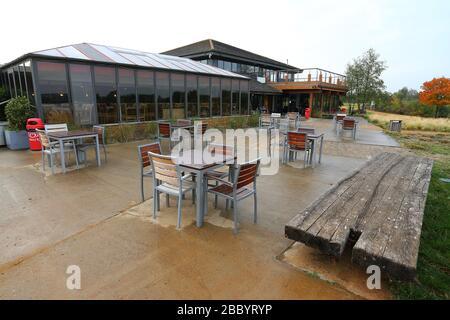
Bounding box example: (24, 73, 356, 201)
(47, 130, 98, 139)
(176, 149, 235, 171)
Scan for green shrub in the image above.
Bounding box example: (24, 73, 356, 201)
(5, 96, 35, 131)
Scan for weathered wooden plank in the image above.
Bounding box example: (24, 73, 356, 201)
(352, 158, 433, 280)
(288, 153, 389, 232)
(351, 157, 421, 272)
(315, 153, 404, 256)
(285, 152, 433, 281)
(286, 153, 403, 256)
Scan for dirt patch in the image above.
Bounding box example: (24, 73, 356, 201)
(278, 242, 392, 300)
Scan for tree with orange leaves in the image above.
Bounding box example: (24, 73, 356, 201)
(419, 77, 450, 118)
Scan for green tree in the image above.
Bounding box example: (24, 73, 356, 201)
(345, 49, 387, 113)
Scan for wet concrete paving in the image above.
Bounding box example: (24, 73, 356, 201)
(0, 120, 401, 299)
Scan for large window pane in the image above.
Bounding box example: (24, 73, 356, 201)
(171, 73, 185, 119)
(19, 64, 28, 97)
(223, 61, 231, 71)
(118, 68, 137, 122)
(137, 70, 155, 121)
(69, 64, 95, 126)
(94, 66, 118, 124)
(221, 78, 231, 116)
(231, 79, 240, 115)
(240, 81, 249, 115)
(24, 61, 35, 105)
(211, 77, 220, 116)
(8, 69, 16, 97)
(199, 76, 210, 117)
(37, 61, 72, 124)
(186, 74, 198, 118)
(14, 66, 23, 96)
(156, 72, 170, 120)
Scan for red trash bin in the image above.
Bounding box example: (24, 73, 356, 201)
(26, 118, 45, 151)
(304, 107, 311, 120)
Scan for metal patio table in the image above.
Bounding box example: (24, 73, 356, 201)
(307, 133, 324, 168)
(47, 130, 101, 174)
(176, 149, 235, 227)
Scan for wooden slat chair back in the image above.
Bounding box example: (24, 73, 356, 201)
(235, 162, 259, 190)
(194, 122, 208, 134)
(336, 115, 346, 122)
(148, 151, 195, 229)
(138, 142, 161, 202)
(207, 158, 261, 233)
(44, 123, 68, 133)
(139, 143, 161, 169)
(259, 114, 272, 128)
(151, 154, 179, 187)
(287, 132, 308, 150)
(158, 122, 171, 138)
(284, 132, 311, 167)
(343, 118, 356, 130)
(37, 129, 51, 148)
(341, 118, 357, 139)
(93, 125, 105, 145)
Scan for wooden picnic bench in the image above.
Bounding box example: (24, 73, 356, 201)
(285, 152, 433, 280)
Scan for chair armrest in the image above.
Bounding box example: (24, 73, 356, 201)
(181, 173, 193, 181)
(205, 174, 233, 187)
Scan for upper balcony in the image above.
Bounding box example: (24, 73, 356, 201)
(265, 68, 348, 93)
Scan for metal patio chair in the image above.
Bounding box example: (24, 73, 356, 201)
(138, 142, 162, 202)
(148, 151, 196, 230)
(334, 114, 347, 132)
(37, 129, 79, 175)
(341, 118, 358, 139)
(77, 125, 107, 165)
(287, 112, 301, 129)
(259, 114, 272, 128)
(44, 123, 78, 149)
(206, 158, 261, 234)
(283, 131, 312, 167)
(204, 143, 235, 208)
(157, 121, 172, 149)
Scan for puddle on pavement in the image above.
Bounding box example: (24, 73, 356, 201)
(123, 196, 234, 230)
(278, 242, 391, 300)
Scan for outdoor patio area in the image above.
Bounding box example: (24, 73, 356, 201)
(0, 118, 407, 299)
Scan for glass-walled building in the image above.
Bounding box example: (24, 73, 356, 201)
(0, 43, 250, 126)
(163, 39, 348, 116)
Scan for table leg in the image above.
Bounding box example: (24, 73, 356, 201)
(319, 136, 324, 164)
(196, 171, 204, 227)
(60, 139, 66, 174)
(95, 135, 101, 167)
(311, 139, 317, 168)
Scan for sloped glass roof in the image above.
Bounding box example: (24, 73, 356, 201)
(32, 43, 247, 79)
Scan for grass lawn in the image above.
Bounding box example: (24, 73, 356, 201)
(366, 112, 450, 299)
(366, 111, 450, 132)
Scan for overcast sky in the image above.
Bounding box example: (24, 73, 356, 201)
(1, 0, 449, 92)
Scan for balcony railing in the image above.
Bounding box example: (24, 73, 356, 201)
(266, 68, 347, 88)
